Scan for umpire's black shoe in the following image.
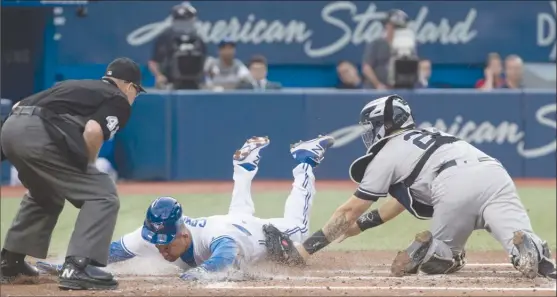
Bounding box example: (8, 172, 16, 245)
(391, 230, 433, 277)
(58, 257, 118, 290)
(0, 249, 39, 284)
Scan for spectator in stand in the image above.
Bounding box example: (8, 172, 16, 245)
(335, 60, 363, 89)
(475, 52, 505, 90)
(148, 2, 207, 90)
(415, 59, 432, 88)
(204, 38, 250, 90)
(503, 55, 524, 89)
(236, 55, 282, 90)
(362, 9, 409, 89)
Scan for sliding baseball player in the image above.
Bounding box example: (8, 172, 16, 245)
(37, 135, 335, 281)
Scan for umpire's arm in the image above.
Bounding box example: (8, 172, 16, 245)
(83, 120, 104, 163)
(86, 96, 131, 163)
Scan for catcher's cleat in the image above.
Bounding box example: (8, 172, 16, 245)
(58, 257, 118, 290)
(511, 231, 539, 279)
(538, 242, 556, 280)
(391, 230, 433, 277)
(233, 136, 270, 171)
(290, 135, 335, 167)
(0, 249, 39, 284)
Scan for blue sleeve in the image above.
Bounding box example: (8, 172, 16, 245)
(107, 239, 136, 264)
(199, 236, 238, 272)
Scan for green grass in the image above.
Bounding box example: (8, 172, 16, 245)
(1, 187, 555, 255)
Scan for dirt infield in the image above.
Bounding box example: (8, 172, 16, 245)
(1, 252, 556, 296)
(1, 179, 555, 296)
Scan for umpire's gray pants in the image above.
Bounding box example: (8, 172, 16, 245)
(1, 115, 119, 267)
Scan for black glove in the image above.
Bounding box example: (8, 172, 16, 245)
(262, 224, 306, 267)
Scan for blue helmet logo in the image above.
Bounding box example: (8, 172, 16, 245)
(141, 196, 183, 245)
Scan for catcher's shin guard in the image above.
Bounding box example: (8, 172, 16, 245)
(420, 250, 466, 275)
(391, 230, 433, 277)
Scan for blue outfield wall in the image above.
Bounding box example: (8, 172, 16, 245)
(114, 90, 556, 181)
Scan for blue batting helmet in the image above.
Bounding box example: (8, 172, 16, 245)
(141, 197, 183, 245)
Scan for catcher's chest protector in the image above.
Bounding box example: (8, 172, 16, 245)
(350, 131, 458, 220)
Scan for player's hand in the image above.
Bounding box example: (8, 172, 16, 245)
(335, 222, 362, 243)
(35, 261, 63, 276)
(179, 266, 208, 281)
(293, 243, 310, 263)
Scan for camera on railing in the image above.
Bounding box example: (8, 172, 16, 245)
(384, 9, 419, 89)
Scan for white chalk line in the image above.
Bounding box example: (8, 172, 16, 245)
(351, 263, 513, 268)
(118, 272, 551, 282)
(204, 284, 557, 292)
(305, 269, 516, 275)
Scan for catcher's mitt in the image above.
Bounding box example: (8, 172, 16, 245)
(262, 224, 306, 267)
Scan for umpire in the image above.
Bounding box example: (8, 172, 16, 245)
(0, 57, 144, 290)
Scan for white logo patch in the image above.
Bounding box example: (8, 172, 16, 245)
(61, 268, 75, 278)
(106, 116, 120, 140)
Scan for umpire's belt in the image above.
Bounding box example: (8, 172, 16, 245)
(438, 157, 500, 175)
(11, 106, 89, 172)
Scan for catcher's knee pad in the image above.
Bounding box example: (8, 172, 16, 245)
(420, 240, 465, 275)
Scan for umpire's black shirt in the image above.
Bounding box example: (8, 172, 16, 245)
(19, 79, 131, 141)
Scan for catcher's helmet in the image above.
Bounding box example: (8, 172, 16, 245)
(359, 94, 415, 150)
(141, 196, 183, 245)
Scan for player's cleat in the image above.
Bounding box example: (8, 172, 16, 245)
(390, 230, 433, 277)
(290, 135, 335, 167)
(233, 136, 270, 171)
(58, 256, 118, 290)
(538, 242, 556, 280)
(511, 231, 539, 279)
(36, 260, 62, 276)
(0, 250, 39, 284)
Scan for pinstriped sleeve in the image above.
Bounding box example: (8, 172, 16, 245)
(354, 152, 394, 201)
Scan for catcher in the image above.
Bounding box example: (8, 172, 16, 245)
(268, 94, 556, 280)
(37, 135, 334, 280)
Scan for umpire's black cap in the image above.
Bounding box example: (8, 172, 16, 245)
(105, 57, 146, 93)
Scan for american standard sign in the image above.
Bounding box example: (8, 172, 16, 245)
(57, 1, 556, 64)
(329, 103, 557, 159)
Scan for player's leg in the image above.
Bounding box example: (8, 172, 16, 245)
(391, 170, 484, 276)
(267, 135, 335, 243)
(480, 166, 556, 279)
(391, 204, 475, 276)
(228, 136, 270, 216)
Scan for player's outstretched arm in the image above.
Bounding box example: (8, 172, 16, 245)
(180, 236, 238, 281)
(336, 197, 406, 243)
(295, 196, 374, 261)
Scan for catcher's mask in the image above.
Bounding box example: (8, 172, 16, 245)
(359, 94, 415, 150)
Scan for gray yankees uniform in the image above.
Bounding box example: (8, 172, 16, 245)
(356, 127, 540, 258)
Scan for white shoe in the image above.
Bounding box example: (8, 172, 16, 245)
(290, 135, 335, 167)
(233, 136, 270, 171)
